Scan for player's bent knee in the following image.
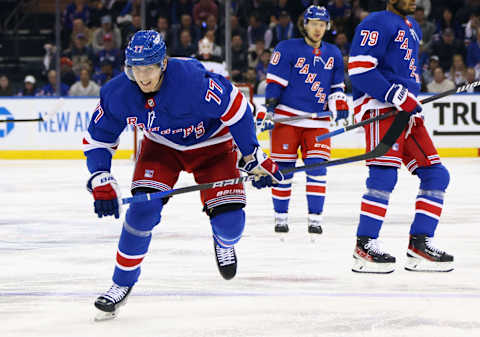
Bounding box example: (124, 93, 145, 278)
(416, 164, 450, 191)
(366, 165, 398, 192)
(125, 190, 164, 232)
(304, 158, 327, 176)
(210, 207, 245, 248)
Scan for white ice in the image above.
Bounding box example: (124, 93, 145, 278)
(1, 158, 479, 337)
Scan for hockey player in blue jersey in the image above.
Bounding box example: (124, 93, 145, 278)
(256, 5, 349, 234)
(348, 0, 453, 273)
(84, 30, 284, 320)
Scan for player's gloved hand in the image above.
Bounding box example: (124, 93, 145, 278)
(328, 92, 349, 121)
(385, 83, 423, 115)
(237, 147, 284, 189)
(87, 172, 121, 219)
(255, 105, 275, 132)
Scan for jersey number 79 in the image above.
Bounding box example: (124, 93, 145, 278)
(360, 30, 379, 47)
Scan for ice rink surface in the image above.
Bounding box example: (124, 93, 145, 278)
(1, 158, 479, 337)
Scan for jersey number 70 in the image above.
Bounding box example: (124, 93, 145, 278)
(360, 30, 379, 46)
(205, 78, 223, 105)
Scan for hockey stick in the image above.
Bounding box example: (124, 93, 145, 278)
(0, 118, 44, 123)
(315, 81, 480, 142)
(121, 112, 410, 205)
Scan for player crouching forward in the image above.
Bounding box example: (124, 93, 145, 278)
(257, 5, 349, 234)
(84, 30, 284, 320)
(348, 0, 453, 273)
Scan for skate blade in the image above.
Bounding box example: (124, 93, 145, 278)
(405, 257, 454, 272)
(352, 256, 395, 274)
(94, 309, 119, 322)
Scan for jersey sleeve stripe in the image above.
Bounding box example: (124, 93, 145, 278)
(220, 90, 247, 126)
(266, 73, 288, 87)
(82, 133, 119, 155)
(348, 55, 379, 76)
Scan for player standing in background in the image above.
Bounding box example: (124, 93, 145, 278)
(348, 0, 453, 273)
(256, 6, 349, 234)
(84, 30, 284, 320)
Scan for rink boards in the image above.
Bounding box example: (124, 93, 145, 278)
(0, 94, 479, 159)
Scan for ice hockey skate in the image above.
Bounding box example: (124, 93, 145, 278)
(405, 234, 454, 272)
(274, 212, 289, 233)
(307, 213, 323, 234)
(94, 283, 132, 321)
(214, 241, 237, 280)
(352, 236, 396, 273)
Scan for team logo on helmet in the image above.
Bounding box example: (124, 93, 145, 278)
(125, 30, 166, 67)
(304, 5, 331, 27)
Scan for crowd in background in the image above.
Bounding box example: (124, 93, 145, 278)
(2, 0, 480, 98)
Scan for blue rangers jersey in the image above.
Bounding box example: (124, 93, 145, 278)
(266, 38, 345, 128)
(348, 10, 422, 122)
(83, 58, 257, 173)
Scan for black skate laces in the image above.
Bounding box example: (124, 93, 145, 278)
(425, 237, 445, 255)
(216, 245, 236, 266)
(365, 239, 388, 255)
(103, 284, 130, 302)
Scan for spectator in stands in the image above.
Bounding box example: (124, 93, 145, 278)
(414, 6, 435, 54)
(92, 60, 119, 86)
(203, 30, 223, 59)
(334, 32, 350, 56)
(195, 36, 227, 77)
(463, 9, 480, 45)
(171, 30, 196, 57)
(92, 15, 122, 53)
(464, 67, 480, 92)
(170, 0, 194, 26)
(201, 14, 219, 41)
(121, 14, 142, 49)
(172, 14, 201, 51)
(431, 28, 466, 71)
(447, 54, 468, 85)
(43, 43, 58, 74)
(17, 76, 38, 97)
(155, 16, 174, 49)
(63, 0, 91, 32)
(255, 50, 271, 82)
(247, 12, 272, 50)
(422, 55, 441, 89)
(89, 0, 109, 27)
(95, 33, 122, 73)
(416, 0, 431, 18)
(64, 33, 96, 76)
(231, 34, 248, 82)
(427, 67, 455, 93)
(467, 29, 480, 67)
(456, 0, 480, 31)
(271, 10, 295, 46)
(70, 18, 92, 47)
(60, 57, 78, 87)
(193, 0, 218, 26)
(38, 70, 69, 97)
(435, 8, 462, 38)
(196, 36, 222, 63)
(69, 68, 100, 96)
(244, 67, 258, 94)
(248, 39, 265, 68)
(0, 75, 14, 96)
